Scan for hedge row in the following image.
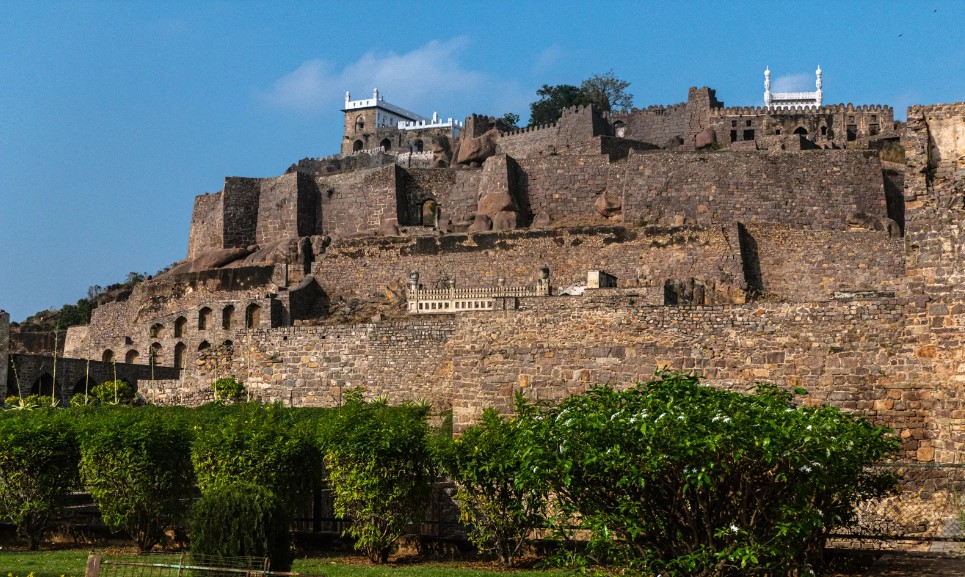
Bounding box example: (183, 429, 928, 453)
(0, 373, 899, 576)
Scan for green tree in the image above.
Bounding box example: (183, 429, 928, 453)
(190, 481, 293, 571)
(318, 394, 436, 563)
(496, 112, 521, 132)
(91, 379, 137, 405)
(191, 403, 321, 512)
(517, 372, 899, 576)
(439, 406, 548, 567)
(579, 70, 634, 113)
(78, 407, 196, 552)
(0, 410, 80, 549)
(528, 83, 586, 126)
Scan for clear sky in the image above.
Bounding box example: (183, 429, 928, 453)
(1, 1, 963, 321)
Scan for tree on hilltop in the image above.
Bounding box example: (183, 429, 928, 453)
(527, 71, 633, 126)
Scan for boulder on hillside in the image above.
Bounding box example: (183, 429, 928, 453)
(595, 189, 622, 218)
(533, 211, 553, 228)
(468, 214, 493, 233)
(695, 126, 717, 149)
(491, 210, 518, 231)
(456, 128, 500, 165)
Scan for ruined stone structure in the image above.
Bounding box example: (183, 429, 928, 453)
(4, 81, 964, 467)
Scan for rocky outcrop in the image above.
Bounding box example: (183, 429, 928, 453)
(456, 129, 500, 165)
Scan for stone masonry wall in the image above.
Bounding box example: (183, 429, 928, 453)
(515, 155, 612, 225)
(314, 225, 746, 304)
(317, 164, 401, 236)
(621, 102, 690, 147)
(447, 295, 928, 458)
(744, 224, 904, 302)
(222, 177, 261, 249)
(187, 192, 224, 260)
(147, 293, 929, 461)
(621, 150, 887, 229)
(900, 102, 965, 462)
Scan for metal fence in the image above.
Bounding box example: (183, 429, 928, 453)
(831, 463, 965, 550)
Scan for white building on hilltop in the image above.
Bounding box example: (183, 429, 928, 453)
(764, 66, 822, 109)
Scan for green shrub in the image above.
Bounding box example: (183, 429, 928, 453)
(90, 379, 137, 405)
(319, 394, 436, 563)
(517, 372, 899, 576)
(440, 407, 548, 566)
(69, 393, 96, 407)
(212, 376, 246, 403)
(0, 410, 80, 549)
(190, 481, 292, 570)
(192, 403, 321, 512)
(78, 407, 195, 552)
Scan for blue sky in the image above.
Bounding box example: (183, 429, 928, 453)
(1, 1, 963, 321)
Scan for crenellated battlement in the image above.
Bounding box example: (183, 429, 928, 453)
(500, 121, 558, 137)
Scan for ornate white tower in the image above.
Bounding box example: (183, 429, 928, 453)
(764, 66, 772, 108)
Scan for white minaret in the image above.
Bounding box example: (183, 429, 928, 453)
(815, 66, 823, 106)
(764, 66, 772, 108)
(345, 91, 351, 104)
(373, 87, 380, 101)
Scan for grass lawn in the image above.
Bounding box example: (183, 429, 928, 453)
(0, 548, 561, 577)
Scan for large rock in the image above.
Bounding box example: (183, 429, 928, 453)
(695, 126, 717, 149)
(456, 128, 500, 165)
(477, 191, 517, 216)
(594, 189, 622, 218)
(180, 247, 252, 273)
(491, 210, 518, 231)
(532, 211, 553, 228)
(468, 214, 493, 233)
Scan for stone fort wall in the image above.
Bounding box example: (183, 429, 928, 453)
(899, 101, 965, 462)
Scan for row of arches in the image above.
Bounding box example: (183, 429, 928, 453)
(352, 138, 424, 153)
(18, 373, 101, 399)
(102, 339, 234, 370)
(148, 304, 260, 339)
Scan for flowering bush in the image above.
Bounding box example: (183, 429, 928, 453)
(516, 372, 899, 576)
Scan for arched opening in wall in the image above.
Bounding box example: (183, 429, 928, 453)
(411, 139, 424, 153)
(73, 376, 96, 397)
(222, 339, 233, 350)
(793, 127, 808, 136)
(353, 139, 364, 152)
(379, 138, 391, 151)
(821, 125, 828, 137)
(31, 373, 56, 398)
(150, 342, 162, 365)
(222, 305, 235, 330)
(174, 343, 186, 370)
(613, 120, 626, 138)
(198, 307, 212, 331)
(125, 350, 139, 364)
(198, 341, 211, 353)
(355, 115, 365, 133)
(174, 316, 187, 338)
(775, 128, 782, 135)
(245, 304, 261, 329)
(421, 200, 438, 227)
(102, 349, 115, 363)
(149, 323, 164, 338)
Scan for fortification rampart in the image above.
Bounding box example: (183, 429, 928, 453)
(134, 293, 929, 459)
(621, 150, 888, 229)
